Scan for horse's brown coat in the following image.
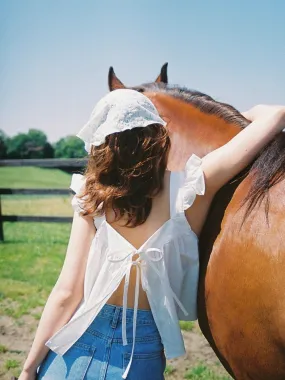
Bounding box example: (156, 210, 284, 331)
(147, 93, 285, 380)
(108, 67, 285, 379)
(145, 92, 240, 170)
(205, 177, 285, 380)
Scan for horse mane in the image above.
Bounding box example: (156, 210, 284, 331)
(134, 82, 285, 218)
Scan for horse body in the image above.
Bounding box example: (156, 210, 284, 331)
(202, 176, 285, 380)
(108, 65, 285, 379)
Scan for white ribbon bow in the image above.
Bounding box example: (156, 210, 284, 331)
(107, 247, 188, 379)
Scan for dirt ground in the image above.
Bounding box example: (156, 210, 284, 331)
(0, 313, 231, 380)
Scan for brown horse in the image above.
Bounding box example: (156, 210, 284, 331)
(108, 64, 285, 380)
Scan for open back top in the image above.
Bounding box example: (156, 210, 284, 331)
(45, 154, 205, 379)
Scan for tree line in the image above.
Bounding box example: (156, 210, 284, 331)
(0, 129, 87, 159)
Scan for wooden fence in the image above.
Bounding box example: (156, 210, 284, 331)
(0, 158, 87, 173)
(0, 158, 87, 241)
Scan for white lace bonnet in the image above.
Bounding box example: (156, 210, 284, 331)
(76, 89, 167, 152)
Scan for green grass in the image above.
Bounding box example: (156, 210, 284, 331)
(0, 166, 74, 218)
(2, 196, 73, 216)
(180, 321, 195, 331)
(184, 364, 231, 380)
(0, 166, 73, 189)
(0, 222, 69, 318)
(5, 359, 20, 370)
(0, 167, 74, 317)
(0, 345, 8, 353)
(164, 364, 176, 375)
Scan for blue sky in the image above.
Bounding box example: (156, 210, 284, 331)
(1, 0, 284, 142)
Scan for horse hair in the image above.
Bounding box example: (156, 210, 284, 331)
(133, 82, 285, 218)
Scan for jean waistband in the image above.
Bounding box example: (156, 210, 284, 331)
(92, 303, 155, 324)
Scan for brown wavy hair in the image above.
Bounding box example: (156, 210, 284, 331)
(78, 124, 170, 227)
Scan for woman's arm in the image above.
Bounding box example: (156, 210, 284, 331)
(203, 105, 285, 193)
(186, 105, 285, 236)
(19, 211, 96, 380)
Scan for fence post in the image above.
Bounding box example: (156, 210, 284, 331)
(0, 195, 3, 242)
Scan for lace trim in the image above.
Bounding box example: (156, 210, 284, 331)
(76, 89, 166, 152)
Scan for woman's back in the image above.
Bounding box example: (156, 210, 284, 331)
(106, 169, 171, 309)
(45, 151, 203, 360)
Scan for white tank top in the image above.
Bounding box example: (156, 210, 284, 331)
(45, 154, 205, 379)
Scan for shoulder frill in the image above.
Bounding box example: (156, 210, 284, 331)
(182, 154, 205, 211)
(70, 174, 87, 214)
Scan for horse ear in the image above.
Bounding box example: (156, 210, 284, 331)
(155, 63, 168, 84)
(108, 67, 126, 91)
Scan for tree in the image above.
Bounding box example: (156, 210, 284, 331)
(0, 129, 8, 159)
(6, 129, 54, 159)
(53, 136, 86, 158)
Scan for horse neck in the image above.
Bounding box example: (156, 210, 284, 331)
(145, 92, 242, 170)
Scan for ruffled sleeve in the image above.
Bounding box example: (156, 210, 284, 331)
(70, 173, 87, 214)
(181, 154, 205, 210)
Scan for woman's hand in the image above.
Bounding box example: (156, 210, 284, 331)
(242, 104, 285, 123)
(17, 368, 36, 380)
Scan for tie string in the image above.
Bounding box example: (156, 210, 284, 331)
(107, 247, 188, 379)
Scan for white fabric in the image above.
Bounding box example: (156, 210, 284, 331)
(76, 89, 167, 152)
(45, 153, 205, 378)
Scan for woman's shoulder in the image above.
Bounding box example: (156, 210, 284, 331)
(69, 174, 106, 230)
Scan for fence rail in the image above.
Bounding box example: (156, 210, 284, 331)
(0, 158, 87, 174)
(0, 158, 88, 167)
(1, 215, 72, 223)
(0, 158, 86, 241)
(0, 188, 71, 195)
(0, 188, 73, 241)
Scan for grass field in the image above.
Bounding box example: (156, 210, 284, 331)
(0, 166, 231, 379)
(0, 166, 72, 189)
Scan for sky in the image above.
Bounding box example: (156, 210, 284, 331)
(0, 0, 284, 143)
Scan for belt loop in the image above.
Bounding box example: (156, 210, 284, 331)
(111, 306, 120, 329)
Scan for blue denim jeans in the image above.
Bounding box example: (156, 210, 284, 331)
(36, 304, 166, 379)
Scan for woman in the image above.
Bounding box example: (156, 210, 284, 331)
(18, 89, 285, 380)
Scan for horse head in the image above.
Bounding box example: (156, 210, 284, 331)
(108, 63, 168, 91)
(108, 63, 249, 170)
(106, 64, 284, 209)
